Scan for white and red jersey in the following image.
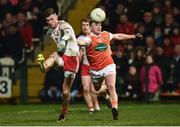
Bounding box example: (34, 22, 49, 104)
(77, 35, 91, 76)
(47, 20, 79, 56)
(77, 35, 91, 65)
(81, 47, 89, 65)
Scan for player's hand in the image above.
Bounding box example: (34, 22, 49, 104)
(134, 33, 143, 39)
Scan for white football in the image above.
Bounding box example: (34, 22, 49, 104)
(90, 8, 106, 22)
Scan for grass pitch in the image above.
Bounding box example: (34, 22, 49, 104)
(0, 101, 180, 126)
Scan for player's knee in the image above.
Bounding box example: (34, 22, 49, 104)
(83, 87, 90, 94)
(48, 53, 57, 63)
(57, 57, 64, 66)
(64, 71, 76, 79)
(50, 52, 57, 58)
(83, 84, 90, 92)
(63, 90, 70, 97)
(107, 84, 115, 91)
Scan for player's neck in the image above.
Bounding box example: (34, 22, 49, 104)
(52, 21, 59, 29)
(91, 32, 100, 37)
(54, 21, 59, 28)
(82, 32, 90, 36)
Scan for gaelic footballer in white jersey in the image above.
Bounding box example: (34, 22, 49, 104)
(37, 8, 80, 121)
(47, 20, 79, 57)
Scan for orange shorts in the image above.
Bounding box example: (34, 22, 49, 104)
(62, 55, 79, 73)
(81, 64, 90, 76)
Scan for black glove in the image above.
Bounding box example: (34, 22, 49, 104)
(135, 33, 143, 39)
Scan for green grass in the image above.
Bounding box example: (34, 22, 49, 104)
(0, 102, 180, 126)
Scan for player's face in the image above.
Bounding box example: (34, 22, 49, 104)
(91, 22, 102, 35)
(46, 14, 58, 28)
(81, 21, 90, 35)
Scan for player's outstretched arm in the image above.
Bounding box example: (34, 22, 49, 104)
(113, 33, 143, 41)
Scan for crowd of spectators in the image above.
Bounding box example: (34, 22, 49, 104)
(0, 0, 59, 102)
(0, 0, 58, 67)
(97, 0, 180, 101)
(0, 0, 180, 102)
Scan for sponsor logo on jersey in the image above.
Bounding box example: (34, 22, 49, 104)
(103, 36, 108, 41)
(94, 43, 108, 51)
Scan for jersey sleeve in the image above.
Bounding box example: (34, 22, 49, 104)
(46, 28, 53, 36)
(77, 35, 91, 46)
(59, 21, 74, 41)
(61, 28, 71, 40)
(102, 31, 113, 44)
(109, 32, 113, 41)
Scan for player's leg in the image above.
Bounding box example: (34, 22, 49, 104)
(90, 80, 111, 109)
(90, 69, 111, 109)
(90, 85, 100, 111)
(105, 73, 118, 120)
(58, 72, 75, 121)
(37, 52, 64, 72)
(81, 64, 100, 112)
(58, 55, 79, 121)
(101, 64, 118, 120)
(99, 81, 111, 109)
(81, 76, 95, 113)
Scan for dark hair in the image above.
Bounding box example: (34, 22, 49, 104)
(81, 18, 90, 23)
(44, 8, 56, 18)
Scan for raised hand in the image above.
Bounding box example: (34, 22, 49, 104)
(135, 33, 143, 39)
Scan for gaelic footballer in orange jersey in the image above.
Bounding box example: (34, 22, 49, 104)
(77, 20, 143, 120)
(86, 31, 114, 71)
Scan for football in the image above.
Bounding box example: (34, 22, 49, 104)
(90, 8, 106, 22)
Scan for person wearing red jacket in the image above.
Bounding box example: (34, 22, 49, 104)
(140, 55, 163, 101)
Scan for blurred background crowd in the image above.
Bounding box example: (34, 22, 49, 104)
(98, 0, 180, 101)
(0, 0, 179, 103)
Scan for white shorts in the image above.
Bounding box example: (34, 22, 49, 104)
(90, 64, 116, 83)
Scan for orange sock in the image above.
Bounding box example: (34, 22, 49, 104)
(111, 100, 118, 109)
(62, 107, 67, 114)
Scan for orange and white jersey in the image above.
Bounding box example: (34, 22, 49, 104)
(86, 31, 114, 70)
(47, 20, 79, 56)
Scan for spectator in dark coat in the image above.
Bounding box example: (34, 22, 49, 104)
(2, 24, 25, 66)
(124, 65, 141, 99)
